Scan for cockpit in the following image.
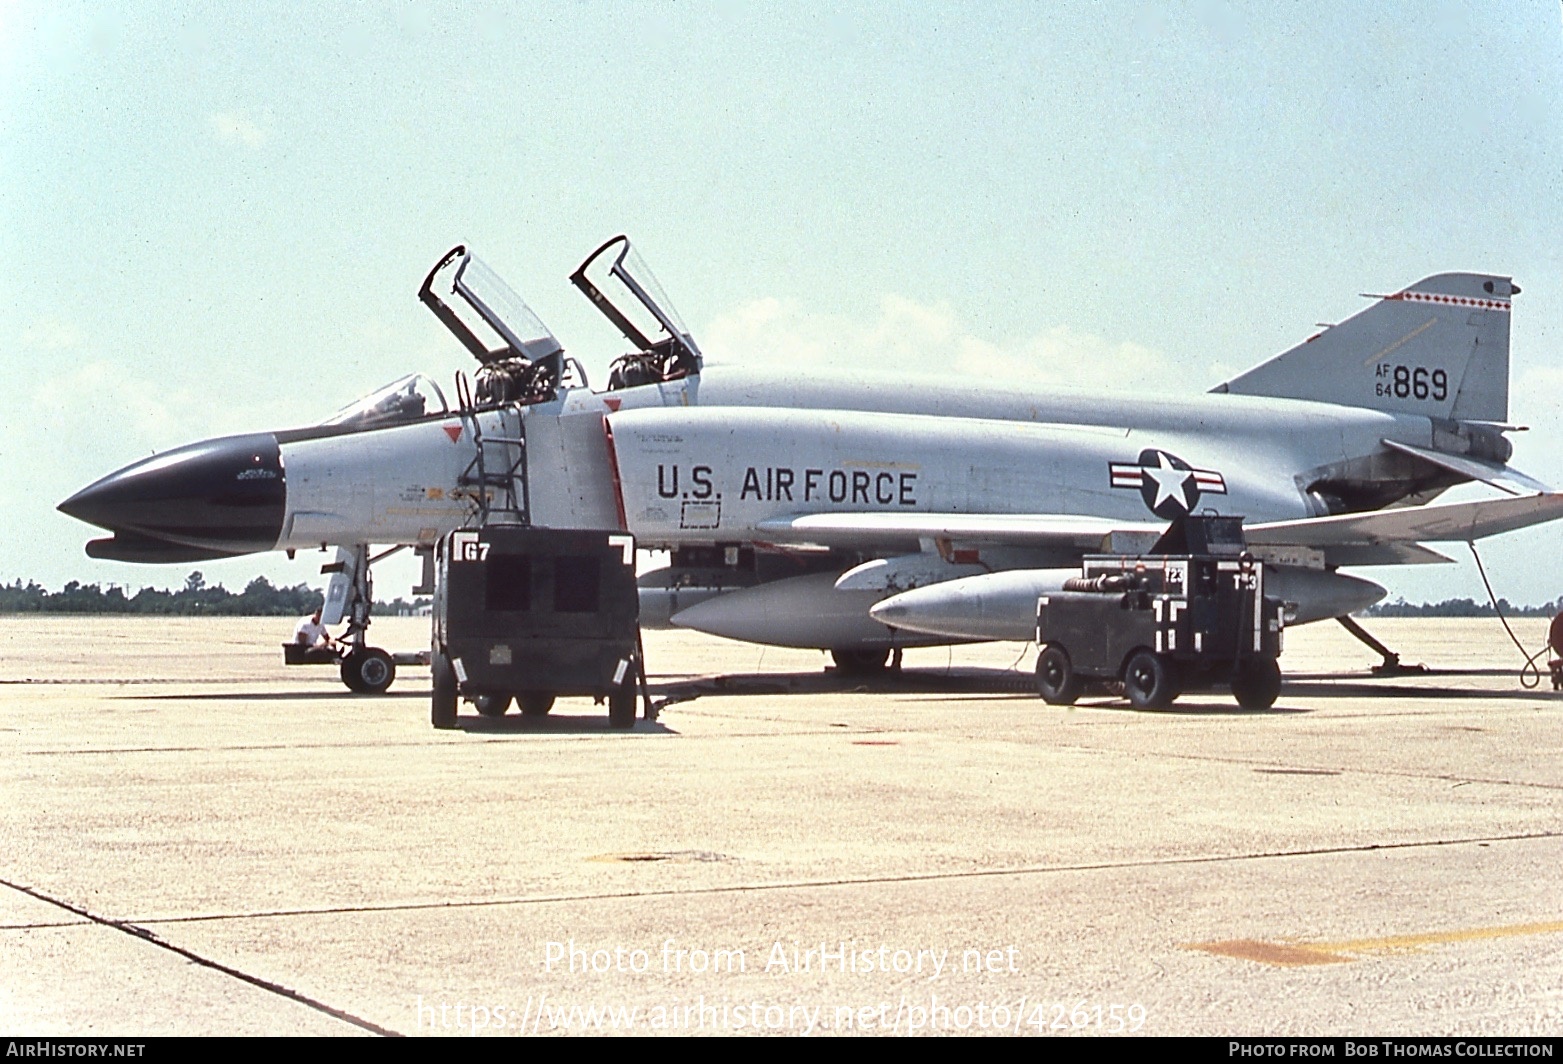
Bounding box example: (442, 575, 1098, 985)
(420, 237, 704, 409)
(319, 238, 704, 434)
(420, 245, 585, 409)
(321, 373, 449, 430)
(570, 235, 703, 388)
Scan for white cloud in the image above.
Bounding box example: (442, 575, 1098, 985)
(701, 294, 1187, 393)
(948, 323, 1178, 392)
(209, 110, 271, 148)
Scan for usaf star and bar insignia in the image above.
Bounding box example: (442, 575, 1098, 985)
(1109, 449, 1227, 519)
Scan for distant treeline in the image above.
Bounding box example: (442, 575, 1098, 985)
(0, 572, 429, 616)
(1, 573, 1556, 620)
(1363, 597, 1562, 619)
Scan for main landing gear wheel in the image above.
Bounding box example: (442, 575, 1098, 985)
(341, 647, 395, 695)
(608, 682, 637, 729)
(1231, 657, 1283, 710)
(1123, 650, 1178, 710)
(473, 693, 512, 718)
(431, 651, 457, 730)
(517, 692, 556, 718)
(1036, 645, 1083, 705)
(831, 647, 890, 675)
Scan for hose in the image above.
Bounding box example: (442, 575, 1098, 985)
(1469, 541, 1549, 689)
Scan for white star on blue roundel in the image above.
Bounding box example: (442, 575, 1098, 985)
(1108, 449, 1228, 519)
(1139, 449, 1198, 517)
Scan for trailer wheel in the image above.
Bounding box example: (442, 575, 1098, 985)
(831, 647, 890, 674)
(342, 648, 395, 695)
(1232, 658, 1282, 709)
(474, 693, 512, 718)
(517, 692, 555, 717)
(608, 682, 637, 729)
(1036, 645, 1082, 705)
(1123, 651, 1177, 709)
(431, 651, 457, 729)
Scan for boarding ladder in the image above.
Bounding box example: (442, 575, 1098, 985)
(454, 373, 529, 526)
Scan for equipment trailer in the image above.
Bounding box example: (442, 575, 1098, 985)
(281, 641, 428, 694)
(1034, 516, 1285, 710)
(430, 525, 645, 729)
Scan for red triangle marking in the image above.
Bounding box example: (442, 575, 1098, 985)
(443, 425, 463, 443)
(604, 398, 622, 413)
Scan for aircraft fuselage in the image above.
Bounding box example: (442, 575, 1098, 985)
(61, 365, 1437, 564)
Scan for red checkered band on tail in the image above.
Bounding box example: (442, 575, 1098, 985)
(1387, 291, 1511, 312)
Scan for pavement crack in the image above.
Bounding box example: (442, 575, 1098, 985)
(122, 829, 1563, 929)
(0, 876, 401, 1036)
(1044, 740, 1563, 793)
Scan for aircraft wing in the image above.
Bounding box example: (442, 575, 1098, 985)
(1315, 543, 1455, 566)
(1246, 491, 1563, 547)
(757, 492, 1563, 561)
(754, 512, 1164, 549)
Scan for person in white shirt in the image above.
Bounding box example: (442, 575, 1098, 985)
(293, 609, 336, 650)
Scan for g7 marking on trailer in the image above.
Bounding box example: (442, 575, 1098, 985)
(451, 531, 490, 562)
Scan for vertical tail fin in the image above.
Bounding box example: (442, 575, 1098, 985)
(1214, 273, 1515, 422)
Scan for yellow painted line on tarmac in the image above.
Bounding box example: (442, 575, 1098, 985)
(1188, 918, 1563, 967)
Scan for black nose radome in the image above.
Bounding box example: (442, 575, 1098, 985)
(59, 433, 285, 554)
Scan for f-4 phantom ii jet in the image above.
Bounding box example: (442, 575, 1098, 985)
(59, 236, 1563, 692)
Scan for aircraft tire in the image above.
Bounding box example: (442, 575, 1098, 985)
(340, 656, 365, 693)
(608, 682, 637, 729)
(474, 693, 512, 718)
(1123, 651, 1176, 710)
(1036, 645, 1082, 705)
(431, 651, 457, 729)
(342, 647, 396, 695)
(831, 647, 891, 675)
(517, 692, 556, 718)
(1231, 657, 1282, 710)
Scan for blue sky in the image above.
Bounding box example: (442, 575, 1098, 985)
(4, 1, 1562, 607)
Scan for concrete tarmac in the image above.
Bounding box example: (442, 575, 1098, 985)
(2, 616, 1561, 1037)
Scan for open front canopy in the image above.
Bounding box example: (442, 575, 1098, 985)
(419, 245, 564, 366)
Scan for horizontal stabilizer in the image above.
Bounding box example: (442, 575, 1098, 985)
(1247, 492, 1563, 548)
(1378, 439, 1551, 497)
